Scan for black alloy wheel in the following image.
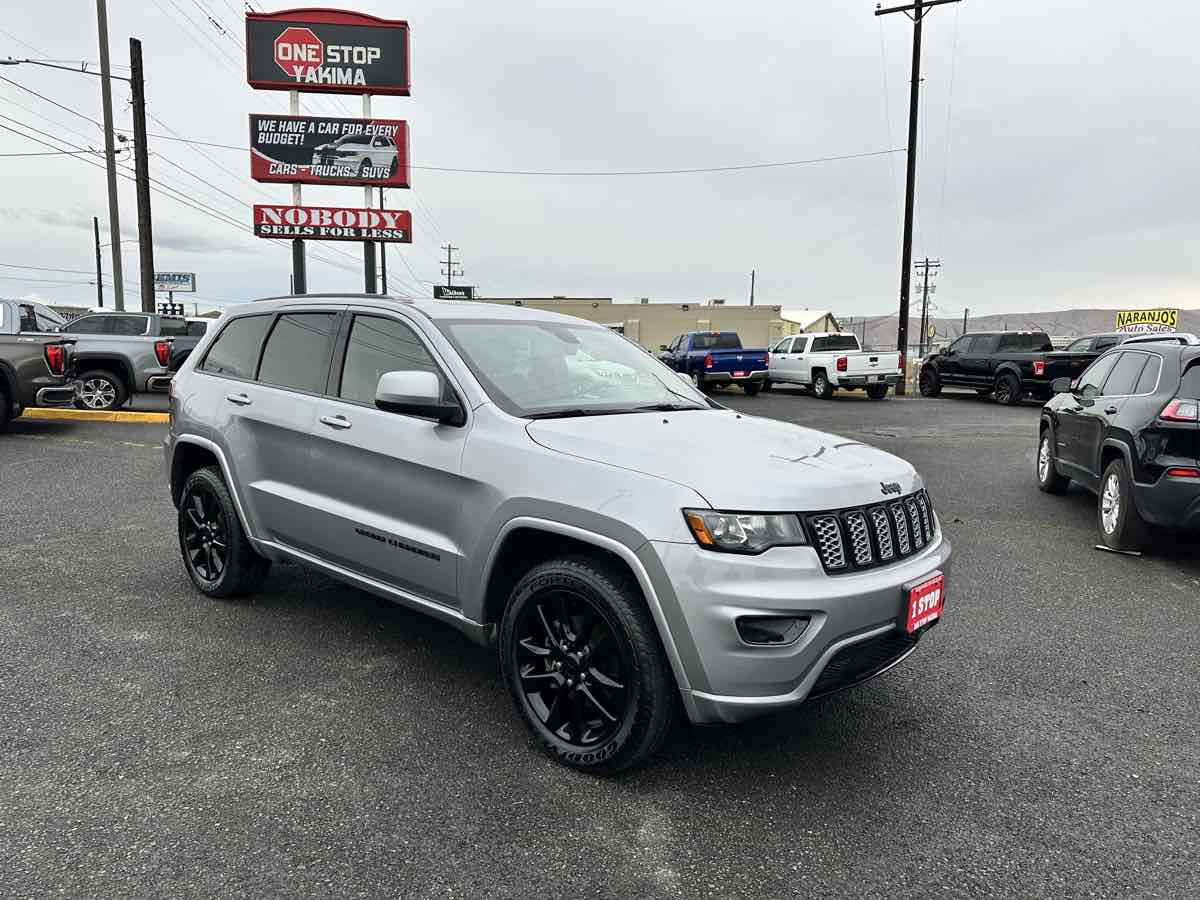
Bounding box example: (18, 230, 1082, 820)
(918, 368, 941, 397)
(994, 373, 1022, 406)
(181, 481, 229, 584)
(511, 588, 632, 751)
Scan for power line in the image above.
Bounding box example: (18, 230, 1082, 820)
(0, 148, 106, 158)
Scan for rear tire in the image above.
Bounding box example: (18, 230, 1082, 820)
(0, 389, 11, 432)
(1037, 428, 1070, 494)
(918, 368, 941, 397)
(178, 467, 270, 599)
(994, 373, 1022, 406)
(75, 369, 126, 411)
(500, 556, 678, 774)
(761, 380, 773, 393)
(866, 383, 888, 400)
(813, 370, 834, 400)
(1098, 459, 1148, 551)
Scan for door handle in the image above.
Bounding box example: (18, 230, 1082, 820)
(226, 393, 251, 406)
(1104, 406, 1119, 415)
(319, 414, 352, 430)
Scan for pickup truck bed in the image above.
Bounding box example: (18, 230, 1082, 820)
(0, 332, 77, 430)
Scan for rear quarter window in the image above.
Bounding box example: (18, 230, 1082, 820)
(1181, 364, 1200, 398)
(200, 315, 273, 380)
(1133, 356, 1161, 394)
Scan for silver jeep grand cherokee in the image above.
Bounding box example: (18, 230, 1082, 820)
(165, 296, 951, 773)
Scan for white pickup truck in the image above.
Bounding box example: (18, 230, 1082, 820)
(766, 332, 902, 400)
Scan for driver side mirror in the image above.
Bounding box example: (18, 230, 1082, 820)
(375, 370, 465, 426)
(659, 344, 670, 352)
(1051, 377, 1072, 395)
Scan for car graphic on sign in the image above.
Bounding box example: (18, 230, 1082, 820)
(310, 134, 398, 179)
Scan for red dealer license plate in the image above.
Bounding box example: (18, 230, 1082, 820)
(733, 370, 747, 377)
(903, 573, 945, 633)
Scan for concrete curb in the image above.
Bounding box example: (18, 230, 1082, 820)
(21, 408, 169, 424)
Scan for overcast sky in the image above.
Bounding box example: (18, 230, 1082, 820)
(1, 0, 1197, 317)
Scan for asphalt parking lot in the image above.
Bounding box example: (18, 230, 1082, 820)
(2, 389, 1196, 899)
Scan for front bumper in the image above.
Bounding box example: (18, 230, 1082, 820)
(836, 374, 902, 387)
(647, 533, 952, 724)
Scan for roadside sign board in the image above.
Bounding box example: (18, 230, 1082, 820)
(153, 272, 196, 292)
(249, 114, 410, 188)
(245, 10, 410, 95)
(1115, 308, 1179, 333)
(158, 302, 186, 316)
(434, 285, 475, 300)
(253, 204, 412, 242)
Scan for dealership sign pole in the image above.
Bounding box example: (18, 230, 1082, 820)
(245, 9, 411, 295)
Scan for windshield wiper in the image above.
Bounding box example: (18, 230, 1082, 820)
(633, 402, 706, 412)
(525, 408, 637, 420)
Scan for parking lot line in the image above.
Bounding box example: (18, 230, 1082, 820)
(20, 408, 169, 424)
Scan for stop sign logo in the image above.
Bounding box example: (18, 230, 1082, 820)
(274, 26, 323, 79)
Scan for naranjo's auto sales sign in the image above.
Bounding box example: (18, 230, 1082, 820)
(1115, 308, 1179, 333)
(245, 10, 410, 95)
(250, 114, 410, 187)
(253, 205, 412, 242)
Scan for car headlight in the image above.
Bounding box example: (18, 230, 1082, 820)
(683, 509, 807, 554)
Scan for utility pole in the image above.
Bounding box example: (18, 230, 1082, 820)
(95, 0, 125, 310)
(129, 38, 155, 314)
(962, 307, 969, 335)
(915, 257, 940, 355)
(93, 216, 103, 308)
(289, 91, 306, 294)
(378, 187, 388, 294)
(749, 269, 756, 306)
(875, 0, 961, 392)
(441, 244, 463, 287)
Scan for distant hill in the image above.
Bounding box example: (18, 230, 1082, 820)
(842, 308, 1200, 351)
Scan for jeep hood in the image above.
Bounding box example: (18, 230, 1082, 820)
(526, 409, 920, 511)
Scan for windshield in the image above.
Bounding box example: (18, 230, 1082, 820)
(439, 320, 711, 417)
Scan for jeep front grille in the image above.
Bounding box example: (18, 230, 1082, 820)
(802, 490, 936, 575)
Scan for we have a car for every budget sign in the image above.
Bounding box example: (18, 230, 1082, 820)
(250, 114, 410, 187)
(253, 205, 412, 242)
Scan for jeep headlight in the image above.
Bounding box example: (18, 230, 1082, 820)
(683, 510, 807, 554)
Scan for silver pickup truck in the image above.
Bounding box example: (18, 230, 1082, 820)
(0, 301, 175, 410)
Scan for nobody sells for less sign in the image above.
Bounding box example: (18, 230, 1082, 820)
(253, 204, 412, 242)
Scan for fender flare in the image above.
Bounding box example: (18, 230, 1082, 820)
(73, 354, 136, 394)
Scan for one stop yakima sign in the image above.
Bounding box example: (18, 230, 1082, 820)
(253, 204, 412, 242)
(274, 27, 323, 79)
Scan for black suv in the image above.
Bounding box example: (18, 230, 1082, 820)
(1037, 341, 1200, 550)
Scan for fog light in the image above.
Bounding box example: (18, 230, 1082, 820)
(736, 616, 809, 646)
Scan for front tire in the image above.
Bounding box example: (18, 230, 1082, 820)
(918, 368, 941, 397)
(178, 467, 270, 598)
(691, 372, 712, 394)
(499, 556, 677, 774)
(1098, 459, 1148, 551)
(1037, 427, 1070, 494)
(813, 371, 834, 400)
(75, 369, 126, 411)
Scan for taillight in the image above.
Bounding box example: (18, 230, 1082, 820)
(1033, 360, 1046, 376)
(1161, 399, 1199, 422)
(154, 339, 171, 368)
(704, 354, 713, 369)
(1166, 467, 1200, 478)
(836, 356, 848, 372)
(764, 352, 770, 368)
(44, 343, 65, 376)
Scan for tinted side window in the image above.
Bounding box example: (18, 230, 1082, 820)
(159, 317, 189, 336)
(967, 335, 997, 354)
(1030, 334, 1054, 352)
(107, 315, 150, 336)
(1065, 337, 1092, 352)
(200, 315, 273, 380)
(947, 336, 971, 354)
(1102, 352, 1148, 396)
(257, 313, 338, 394)
(1133, 355, 1161, 394)
(1077, 353, 1120, 397)
(1179, 364, 1200, 398)
(339, 315, 437, 406)
(186, 321, 209, 337)
(62, 316, 107, 335)
(997, 334, 1021, 351)
(1094, 337, 1120, 352)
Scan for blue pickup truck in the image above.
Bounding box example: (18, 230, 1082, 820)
(658, 331, 769, 395)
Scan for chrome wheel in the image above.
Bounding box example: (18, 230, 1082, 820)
(1038, 436, 1051, 483)
(1101, 473, 1121, 534)
(79, 377, 117, 410)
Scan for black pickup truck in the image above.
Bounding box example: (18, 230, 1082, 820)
(0, 302, 77, 431)
(918, 331, 1104, 405)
